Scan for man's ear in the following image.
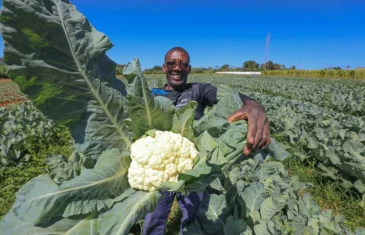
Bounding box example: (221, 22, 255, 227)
(188, 65, 191, 73)
(162, 64, 167, 73)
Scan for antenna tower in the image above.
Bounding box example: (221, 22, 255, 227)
(264, 32, 270, 70)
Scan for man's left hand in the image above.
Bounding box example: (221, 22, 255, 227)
(226, 100, 271, 155)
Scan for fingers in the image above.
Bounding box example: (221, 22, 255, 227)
(227, 109, 247, 123)
(226, 113, 238, 123)
(258, 118, 271, 149)
(251, 114, 265, 151)
(244, 145, 251, 156)
(263, 136, 272, 149)
(245, 108, 258, 155)
(226, 104, 271, 156)
(245, 114, 272, 155)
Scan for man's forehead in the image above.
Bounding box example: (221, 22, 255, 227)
(166, 50, 189, 61)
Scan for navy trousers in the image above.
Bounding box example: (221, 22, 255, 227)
(142, 191, 204, 235)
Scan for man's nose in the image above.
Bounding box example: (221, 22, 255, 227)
(173, 64, 182, 70)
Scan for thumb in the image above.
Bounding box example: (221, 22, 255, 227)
(227, 110, 248, 123)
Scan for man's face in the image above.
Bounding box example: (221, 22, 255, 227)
(163, 50, 191, 90)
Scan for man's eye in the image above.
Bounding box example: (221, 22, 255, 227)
(180, 62, 189, 68)
(166, 61, 175, 66)
(165, 61, 189, 68)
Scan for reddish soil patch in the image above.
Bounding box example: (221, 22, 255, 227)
(0, 99, 28, 107)
(0, 78, 12, 83)
(0, 79, 28, 107)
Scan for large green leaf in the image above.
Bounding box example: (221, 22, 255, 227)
(195, 193, 231, 234)
(99, 191, 162, 235)
(214, 86, 243, 119)
(182, 192, 230, 235)
(160, 122, 248, 195)
(171, 101, 198, 142)
(179, 151, 223, 194)
(12, 149, 131, 225)
(264, 138, 290, 161)
(76, 83, 131, 161)
(192, 87, 243, 139)
(239, 182, 265, 218)
(46, 151, 83, 184)
(223, 216, 252, 235)
(0, 0, 129, 147)
(193, 106, 229, 138)
(215, 121, 247, 172)
(253, 220, 277, 235)
(173, 131, 226, 194)
(260, 197, 278, 220)
(0, 212, 99, 235)
(319, 210, 344, 234)
(124, 59, 175, 140)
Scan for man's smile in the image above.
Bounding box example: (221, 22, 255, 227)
(170, 74, 182, 81)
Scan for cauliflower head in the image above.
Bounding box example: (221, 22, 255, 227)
(127, 130, 199, 191)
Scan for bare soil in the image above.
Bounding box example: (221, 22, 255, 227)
(0, 78, 29, 107)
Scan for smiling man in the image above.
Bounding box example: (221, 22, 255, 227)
(152, 46, 271, 151)
(143, 46, 271, 235)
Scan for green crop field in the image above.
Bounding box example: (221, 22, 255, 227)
(2, 74, 364, 234)
(262, 69, 365, 79)
(146, 74, 365, 231)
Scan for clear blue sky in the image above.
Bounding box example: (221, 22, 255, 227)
(0, 0, 364, 70)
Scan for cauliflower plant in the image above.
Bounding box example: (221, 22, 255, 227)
(127, 130, 199, 191)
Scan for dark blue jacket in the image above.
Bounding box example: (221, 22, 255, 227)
(151, 83, 252, 120)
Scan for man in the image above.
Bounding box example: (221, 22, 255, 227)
(143, 47, 271, 235)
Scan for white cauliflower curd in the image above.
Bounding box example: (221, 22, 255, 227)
(127, 130, 199, 191)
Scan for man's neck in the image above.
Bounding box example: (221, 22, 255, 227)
(164, 83, 187, 92)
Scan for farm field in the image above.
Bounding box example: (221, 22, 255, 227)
(0, 79, 74, 217)
(149, 75, 365, 192)
(2, 74, 364, 234)
(146, 74, 365, 230)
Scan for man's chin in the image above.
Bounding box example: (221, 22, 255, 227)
(168, 80, 186, 90)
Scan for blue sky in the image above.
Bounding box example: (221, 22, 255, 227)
(0, 0, 364, 70)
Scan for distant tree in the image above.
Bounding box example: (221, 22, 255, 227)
(345, 65, 350, 70)
(289, 65, 296, 70)
(243, 60, 259, 71)
(144, 65, 163, 74)
(220, 64, 230, 71)
(333, 66, 341, 70)
(151, 65, 163, 71)
(191, 67, 204, 73)
(261, 61, 275, 70)
(273, 63, 282, 70)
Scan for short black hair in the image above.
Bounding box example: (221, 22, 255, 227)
(164, 46, 190, 62)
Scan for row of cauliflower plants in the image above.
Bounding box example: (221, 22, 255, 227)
(0, 0, 364, 234)
(0, 101, 72, 166)
(184, 75, 365, 205)
(217, 75, 365, 117)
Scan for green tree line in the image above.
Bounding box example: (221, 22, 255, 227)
(1, 57, 363, 79)
(142, 60, 298, 74)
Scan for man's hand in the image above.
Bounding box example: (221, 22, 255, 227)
(226, 100, 271, 155)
